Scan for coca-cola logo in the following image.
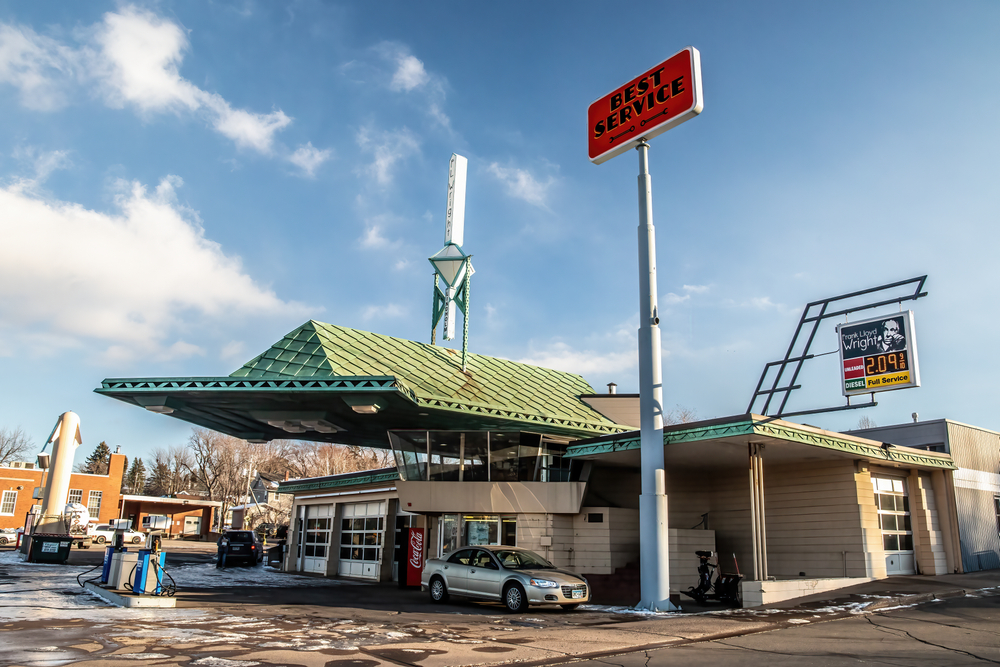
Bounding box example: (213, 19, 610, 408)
(408, 530, 423, 569)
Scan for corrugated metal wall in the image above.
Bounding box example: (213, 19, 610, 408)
(948, 422, 1000, 572)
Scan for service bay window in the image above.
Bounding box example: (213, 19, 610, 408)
(304, 517, 332, 558)
(1, 490, 16, 515)
(872, 477, 913, 551)
(68, 489, 83, 505)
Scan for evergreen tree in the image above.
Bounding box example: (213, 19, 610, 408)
(145, 460, 172, 496)
(125, 458, 146, 494)
(82, 441, 111, 475)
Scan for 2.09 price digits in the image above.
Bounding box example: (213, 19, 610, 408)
(865, 351, 908, 376)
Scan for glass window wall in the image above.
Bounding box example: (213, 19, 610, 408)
(389, 431, 428, 481)
(388, 430, 581, 483)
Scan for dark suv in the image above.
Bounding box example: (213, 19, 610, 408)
(217, 530, 264, 567)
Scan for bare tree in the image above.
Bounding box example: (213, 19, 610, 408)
(0, 426, 32, 465)
(145, 446, 193, 496)
(280, 441, 394, 479)
(664, 406, 698, 425)
(856, 415, 878, 430)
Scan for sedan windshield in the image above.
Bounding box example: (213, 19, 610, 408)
(494, 549, 553, 569)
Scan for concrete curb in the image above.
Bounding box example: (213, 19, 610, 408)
(862, 587, 967, 611)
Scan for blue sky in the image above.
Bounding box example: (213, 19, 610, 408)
(1, 2, 998, 468)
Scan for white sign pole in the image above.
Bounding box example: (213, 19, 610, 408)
(445, 154, 467, 246)
(635, 139, 675, 611)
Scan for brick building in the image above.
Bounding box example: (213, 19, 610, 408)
(0, 452, 127, 530)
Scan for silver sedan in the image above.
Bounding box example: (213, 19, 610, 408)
(421, 545, 590, 612)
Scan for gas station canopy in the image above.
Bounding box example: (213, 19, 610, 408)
(96, 320, 628, 447)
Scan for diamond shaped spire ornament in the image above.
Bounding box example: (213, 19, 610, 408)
(429, 242, 470, 288)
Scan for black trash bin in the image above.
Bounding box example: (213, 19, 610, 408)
(29, 535, 73, 564)
(266, 541, 285, 567)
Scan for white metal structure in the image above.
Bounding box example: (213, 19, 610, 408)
(37, 412, 82, 534)
(634, 140, 674, 611)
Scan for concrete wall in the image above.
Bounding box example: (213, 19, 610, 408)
(397, 480, 586, 514)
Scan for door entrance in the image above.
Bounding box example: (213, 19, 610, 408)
(872, 475, 915, 575)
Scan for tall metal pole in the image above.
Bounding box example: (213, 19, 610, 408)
(635, 139, 674, 611)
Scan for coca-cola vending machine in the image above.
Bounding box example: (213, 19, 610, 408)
(405, 527, 424, 587)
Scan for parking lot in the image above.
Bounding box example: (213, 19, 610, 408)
(3, 541, 999, 667)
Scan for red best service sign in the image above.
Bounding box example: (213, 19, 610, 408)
(588, 47, 703, 164)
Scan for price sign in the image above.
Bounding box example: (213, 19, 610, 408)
(837, 311, 921, 396)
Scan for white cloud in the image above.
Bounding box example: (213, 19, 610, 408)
(390, 54, 429, 92)
(201, 94, 291, 154)
(683, 284, 710, 294)
(748, 296, 781, 310)
(360, 222, 391, 249)
(90, 6, 202, 114)
(0, 175, 311, 363)
(0, 7, 307, 160)
(661, 293, 690, 306)
(361, 303, 406, 321)
(288, 142, 332, 177)
(221, 340, 247, 362)
(519, 340, 636, 376)
(355, 126, 420, 186)
(9, 146, 73, 190)
(487, 162, 555, 209)
(0, 23, 76, 110)
(375, 42, 450, 128)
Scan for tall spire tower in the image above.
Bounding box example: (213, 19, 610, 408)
(429, 154, 474, 370)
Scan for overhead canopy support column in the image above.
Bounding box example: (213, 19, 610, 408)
(748, 442, 768, 581)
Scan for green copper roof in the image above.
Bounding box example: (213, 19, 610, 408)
(96, 320, 628, 445)
(230, 320, 617, 429)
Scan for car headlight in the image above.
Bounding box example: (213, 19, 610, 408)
(529, 578, 558, 588)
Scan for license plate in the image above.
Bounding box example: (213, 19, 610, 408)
(231, 546, 242, 551)
(572, 590, 584, 599)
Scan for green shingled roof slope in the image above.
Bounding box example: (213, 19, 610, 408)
(230, 320, 618, 427)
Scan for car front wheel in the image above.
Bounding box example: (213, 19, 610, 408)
(503, 583, 528, 613)
(131, 536, 142, 544)
(0, 537, 8, 545)
(95, 536, 106, 544)
(429, 577, 449, 603)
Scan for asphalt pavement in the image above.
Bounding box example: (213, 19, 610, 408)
(1, 541, 999, 667)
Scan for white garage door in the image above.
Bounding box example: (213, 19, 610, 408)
(301, 504, 333, 574)
(338, 501, 386, 579)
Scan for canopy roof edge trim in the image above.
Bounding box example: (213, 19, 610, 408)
(98, 376, 413, 399)
(565, 415, 957, 470)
